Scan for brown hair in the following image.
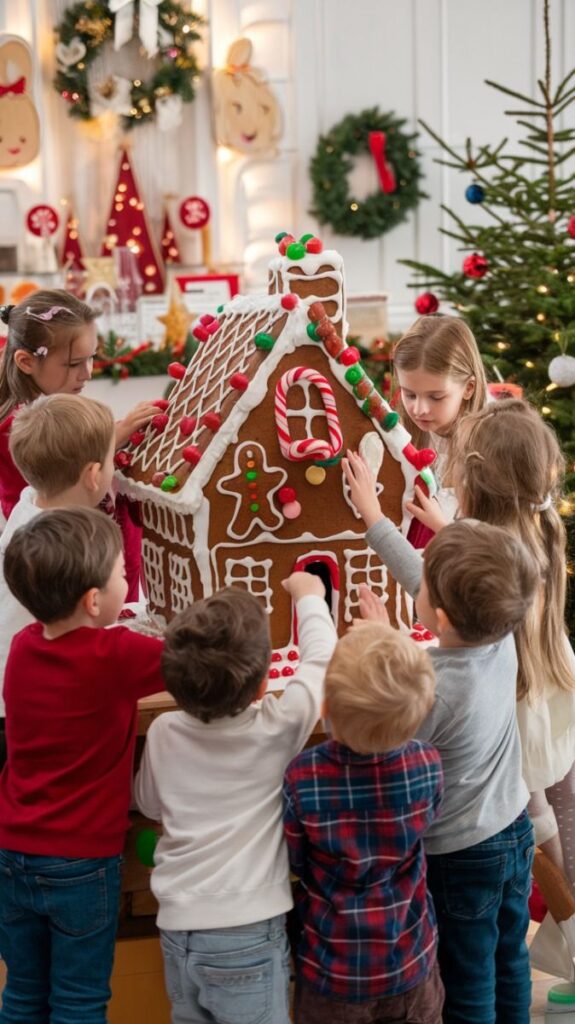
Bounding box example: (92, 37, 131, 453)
(161, 588, 272, 722)
(446, 398, 575, 700)
(325, 623, 435, 754)
(0, 289, 97, 420)
(9, 394, 115, 497)
(423, 519, 538, 646)
(3, 507, 122, 624)
(393, 315, 487, 449)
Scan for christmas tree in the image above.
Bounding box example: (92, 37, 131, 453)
(101, 148, 165, 295)
(61, 209, 85, 270)
(401, 0, 575, 500)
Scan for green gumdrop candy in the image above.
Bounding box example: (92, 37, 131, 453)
(274, 231, 288, 242)
(160, 474, 178, 491)
(306, 323, 320, 341)
(254, 333, 275, 350)
(382, 411, 400, 430)
(286, 242, 306, 260)
(299, 233, 314, 243)
(136, 828, 158, 867)
(344, 364, 363, 385)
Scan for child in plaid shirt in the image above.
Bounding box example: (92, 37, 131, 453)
(283, 621, 445, 1023)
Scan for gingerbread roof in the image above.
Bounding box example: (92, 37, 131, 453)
(116, 242, 437, 525)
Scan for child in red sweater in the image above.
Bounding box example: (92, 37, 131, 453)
(0, 290, 158, 600)
(0, 507, 164, 1024)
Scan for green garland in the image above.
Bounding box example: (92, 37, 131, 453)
(309, 107, 426, 239)
(54, 0, 204, 131)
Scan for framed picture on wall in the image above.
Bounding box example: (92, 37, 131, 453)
(175, 273, 240, 305)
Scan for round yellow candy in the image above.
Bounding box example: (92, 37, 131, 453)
(305, 466, 326, 486)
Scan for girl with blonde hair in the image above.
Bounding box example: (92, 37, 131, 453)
(392, 315, 488, 544)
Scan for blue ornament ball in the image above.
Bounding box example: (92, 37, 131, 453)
(465, 183, 485, 204)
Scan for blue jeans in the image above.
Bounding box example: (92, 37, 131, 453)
(160, 914, 291, 1024)
(426, 811, 534, 1024)
(0, 849, 122, 1024)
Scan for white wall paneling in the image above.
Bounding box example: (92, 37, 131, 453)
(0, 0, 568, 329)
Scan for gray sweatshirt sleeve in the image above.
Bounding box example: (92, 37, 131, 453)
(365, 517, 423, 598)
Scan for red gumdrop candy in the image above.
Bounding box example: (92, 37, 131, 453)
(193, 325, 210, 342)
(153, 399, 169, 410)
(339, 346, 361, 366)
(115, 451, 132, 468)
(229, 372, 249, 391)
(199, 314, 215, 325)
(152, 472, 165, 487)
(205, 320, 220, 335)
(271, 652, 282, 663)
(287, 649, 298, 661)
(179, 416, 196, 436)
(151, 414, 169, 432)
(278, 234, 295, 255)
(278, 486, 297, 504)
(182, 445, 202, 466)
(280, 293, 298, 310)
(306, 237, 323, 254)
(168, 362, 186, 379)
(269, 668, 280, 680)
(202, 412, 222, 431)
(281, 666, 294, 677)
(129, 430, 146, 446)
(325, 335, 344, 359)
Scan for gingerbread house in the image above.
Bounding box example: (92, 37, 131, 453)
(116, 234, 437, 682)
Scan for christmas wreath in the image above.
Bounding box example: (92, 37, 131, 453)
(54, 0, 204, 131)
(309, 108, 425, 240)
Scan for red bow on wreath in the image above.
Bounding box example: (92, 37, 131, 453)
(0, 77, 26, 97)
(368, 131, 397, 194)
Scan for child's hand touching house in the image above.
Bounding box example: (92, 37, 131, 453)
(342, 450, 382, 528)
(405, 486, 449, 535)
(357, 584, 391, 627)
(282, 571, 326, 601)
(115, 401, 160, 449)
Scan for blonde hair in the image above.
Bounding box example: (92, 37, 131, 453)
(9, 394, 114, 498)
(447, 398, 574, 701)
(325, 623, 435, 754)
(393, 315, 487, 449)
(0, 289, 97, 421)
(424, 520, 538, 645)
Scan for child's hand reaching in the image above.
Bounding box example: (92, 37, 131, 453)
(115, 401, 160, 449)
(405, 486, 449, 535)
(341, 450, 382, 528)
(357, 583, 391, 626)
(282, 571, 326, 601)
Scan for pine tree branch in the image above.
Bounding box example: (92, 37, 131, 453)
(418, 119, 468, 167)
(485, 79, 545, 107)
(553, 67, 575, 102)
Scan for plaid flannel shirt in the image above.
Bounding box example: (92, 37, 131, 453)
(283, 738, 443, 1002)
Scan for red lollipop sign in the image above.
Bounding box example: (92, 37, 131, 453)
(26, 204, 60, 238)
(179, 195, 210, 230)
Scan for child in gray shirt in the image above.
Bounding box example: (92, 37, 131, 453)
(343, 450, 538, 1024)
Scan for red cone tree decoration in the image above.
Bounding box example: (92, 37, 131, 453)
(101, 148, 165, 295)
(161, 208, 181, 264)
(61, 210, 85, 270)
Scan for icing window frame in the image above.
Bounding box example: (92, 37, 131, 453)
(224, 556, 274, 614)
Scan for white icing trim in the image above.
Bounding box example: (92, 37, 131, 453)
(223, 556, 274, 614)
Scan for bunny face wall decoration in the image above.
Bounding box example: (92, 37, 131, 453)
(0, 36, 40, 169)
(213, 38, 282, 156)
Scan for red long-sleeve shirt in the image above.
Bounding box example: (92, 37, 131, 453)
(0, 623, 164, 857)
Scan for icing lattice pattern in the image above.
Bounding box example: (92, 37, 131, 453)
(224, 557, 274, 614)
(342, 549, 389, 623)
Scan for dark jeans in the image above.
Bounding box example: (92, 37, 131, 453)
(294, 963, 444, 1023)
(426, 811, 534, 1024)
(0, 850, 122, 1024)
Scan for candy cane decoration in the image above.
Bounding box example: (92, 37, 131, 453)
(275, 367, 343, 462)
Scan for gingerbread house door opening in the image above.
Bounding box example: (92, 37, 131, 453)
(292, 552, 339, 635)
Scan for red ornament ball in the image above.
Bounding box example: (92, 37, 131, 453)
(414, 292, 439, 315)
(567, 216, 575, 239)
(462, 253, 489, 279)
(281, 293, 298, 310)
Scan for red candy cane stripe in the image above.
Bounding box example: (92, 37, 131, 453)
(275, 367, 343, 462)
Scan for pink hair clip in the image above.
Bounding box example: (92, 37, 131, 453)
(25, 306, 73, 322)
(34, 346, 48, 357)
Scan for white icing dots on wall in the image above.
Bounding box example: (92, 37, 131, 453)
(224, 557, 274, 614)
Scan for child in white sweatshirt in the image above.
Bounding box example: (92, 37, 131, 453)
(134, 573, 337, 1024)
